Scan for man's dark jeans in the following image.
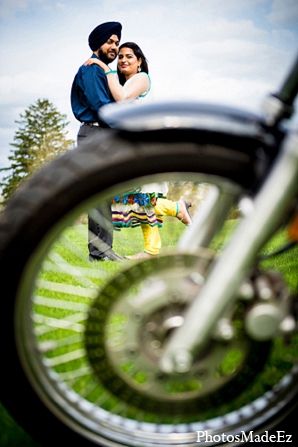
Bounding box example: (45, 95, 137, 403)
(77, 123, 113, 260)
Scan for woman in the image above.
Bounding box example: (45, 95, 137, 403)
(85, 42, 192, 259)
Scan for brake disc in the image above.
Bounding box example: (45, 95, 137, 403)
(85, 252, 271, 415)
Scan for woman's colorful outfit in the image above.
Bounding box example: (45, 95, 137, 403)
(111, 73, 181, 255)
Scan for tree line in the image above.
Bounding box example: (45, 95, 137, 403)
(0, 99, 74, 203)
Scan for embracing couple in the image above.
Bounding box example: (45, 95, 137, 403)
(71, 21, 192, 262)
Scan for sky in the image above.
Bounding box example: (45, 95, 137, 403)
(0, 0, 298, 181)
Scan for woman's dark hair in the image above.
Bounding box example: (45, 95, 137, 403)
(117, 42, 149, 85)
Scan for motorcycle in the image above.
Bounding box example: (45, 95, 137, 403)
(0, 51, 298, 446)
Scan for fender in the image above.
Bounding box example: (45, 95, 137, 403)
(99, 100, 285, 192)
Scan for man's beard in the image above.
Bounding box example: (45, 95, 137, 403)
(98, 48, 117, 64)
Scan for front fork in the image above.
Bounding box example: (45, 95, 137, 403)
(160, 131, 298, 374)
(177, 182, 240, 252)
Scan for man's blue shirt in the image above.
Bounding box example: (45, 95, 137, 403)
(71, 54, 114, 123)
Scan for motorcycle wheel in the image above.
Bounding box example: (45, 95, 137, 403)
(0, 127, 297, 447)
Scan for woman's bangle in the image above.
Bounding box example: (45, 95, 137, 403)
(105, 70, 117, 75)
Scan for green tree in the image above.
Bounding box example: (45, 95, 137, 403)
(0, 99, 74, 202)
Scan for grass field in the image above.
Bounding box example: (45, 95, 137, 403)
(0, 218, 297, 446)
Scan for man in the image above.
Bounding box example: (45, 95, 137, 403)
(71, 21, 123, 262)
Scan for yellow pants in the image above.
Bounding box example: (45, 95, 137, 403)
(141, 198, 179, 255)
(155, 198, 178, 217)
(141, 224, 161, 255)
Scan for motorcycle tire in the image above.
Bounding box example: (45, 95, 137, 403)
(0, 124, 297, 447)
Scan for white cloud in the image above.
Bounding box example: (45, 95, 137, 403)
(196, 18, 268, 41)
(267, 0, 298, 26)
(0, 0, 29, 18)
(0, 72, 54, 105)
(163, 0, 268, 17)
(0, 0, 44, 18)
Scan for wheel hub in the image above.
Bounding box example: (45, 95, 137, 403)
(85, 253, 271, 414)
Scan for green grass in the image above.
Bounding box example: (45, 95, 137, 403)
(1, 219, 297, 445)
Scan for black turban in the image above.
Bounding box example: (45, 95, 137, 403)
(88, 21, 122, 51)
